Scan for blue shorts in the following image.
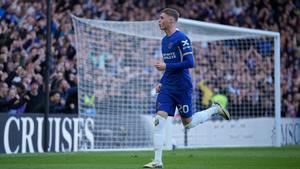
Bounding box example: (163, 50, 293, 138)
(156, 87, 193, 118)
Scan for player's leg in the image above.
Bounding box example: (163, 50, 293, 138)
(184, 102, 230, 129)
(144, 91, 176, 168)
(174, 90, 194, 127)
(143, 111, 166, 168)
(175, 90, 230, 129)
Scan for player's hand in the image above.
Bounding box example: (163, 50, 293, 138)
(154, 61, 166, 71)
(156, 84, 161, 93)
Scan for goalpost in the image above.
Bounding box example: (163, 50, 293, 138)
(71, 15, 281, 151)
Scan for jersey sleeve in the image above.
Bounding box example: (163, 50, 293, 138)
(165, 36, 194, 70)
(179, 36, 193, 56)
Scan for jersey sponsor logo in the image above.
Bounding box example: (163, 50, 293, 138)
(181, 40, 189, 46)
(162, 52, 176, 60)
(181, 40, 191, 50)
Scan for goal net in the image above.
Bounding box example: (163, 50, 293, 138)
(71, 15, 280, 150)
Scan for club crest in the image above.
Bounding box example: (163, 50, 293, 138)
(168, 42, 173, 49)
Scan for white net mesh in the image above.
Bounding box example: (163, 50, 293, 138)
(71, 16, 277, 150)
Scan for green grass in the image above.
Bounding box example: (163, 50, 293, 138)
(0, 146, 299, 169)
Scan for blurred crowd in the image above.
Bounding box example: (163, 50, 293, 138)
(193, 40, 275, 118)
(0, 0, 77, 114)
(0, 0, 299, 117)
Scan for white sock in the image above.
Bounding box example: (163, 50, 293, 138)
(153, 115, 166, 163)
(185, 106, 218, 129)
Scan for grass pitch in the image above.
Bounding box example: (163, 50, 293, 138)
(0, 146, 299, 169)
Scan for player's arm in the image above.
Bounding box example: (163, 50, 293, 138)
(165, 38, 194, 70)
(165, 53, 194, 70)
(154, 53, 194, 71)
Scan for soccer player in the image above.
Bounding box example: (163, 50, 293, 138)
(143, 8, 230, 168)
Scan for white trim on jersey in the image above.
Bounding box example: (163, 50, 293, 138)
(177, 46, 183, 62)
(183, 52, 193, 56)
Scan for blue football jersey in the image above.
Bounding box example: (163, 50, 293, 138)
(160, 30, 194, 91)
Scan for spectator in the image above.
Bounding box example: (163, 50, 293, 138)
(49, 90, 65, 114)
(24, 79, 45, 113)
(0, 82, 16, 113)
(8, 82, 29, 114)
(197, 80, 214, 109)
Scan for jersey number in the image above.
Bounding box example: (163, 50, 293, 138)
(178, 104, 189, 114)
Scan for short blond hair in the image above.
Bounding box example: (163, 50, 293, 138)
(161, 8, 180, 21)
